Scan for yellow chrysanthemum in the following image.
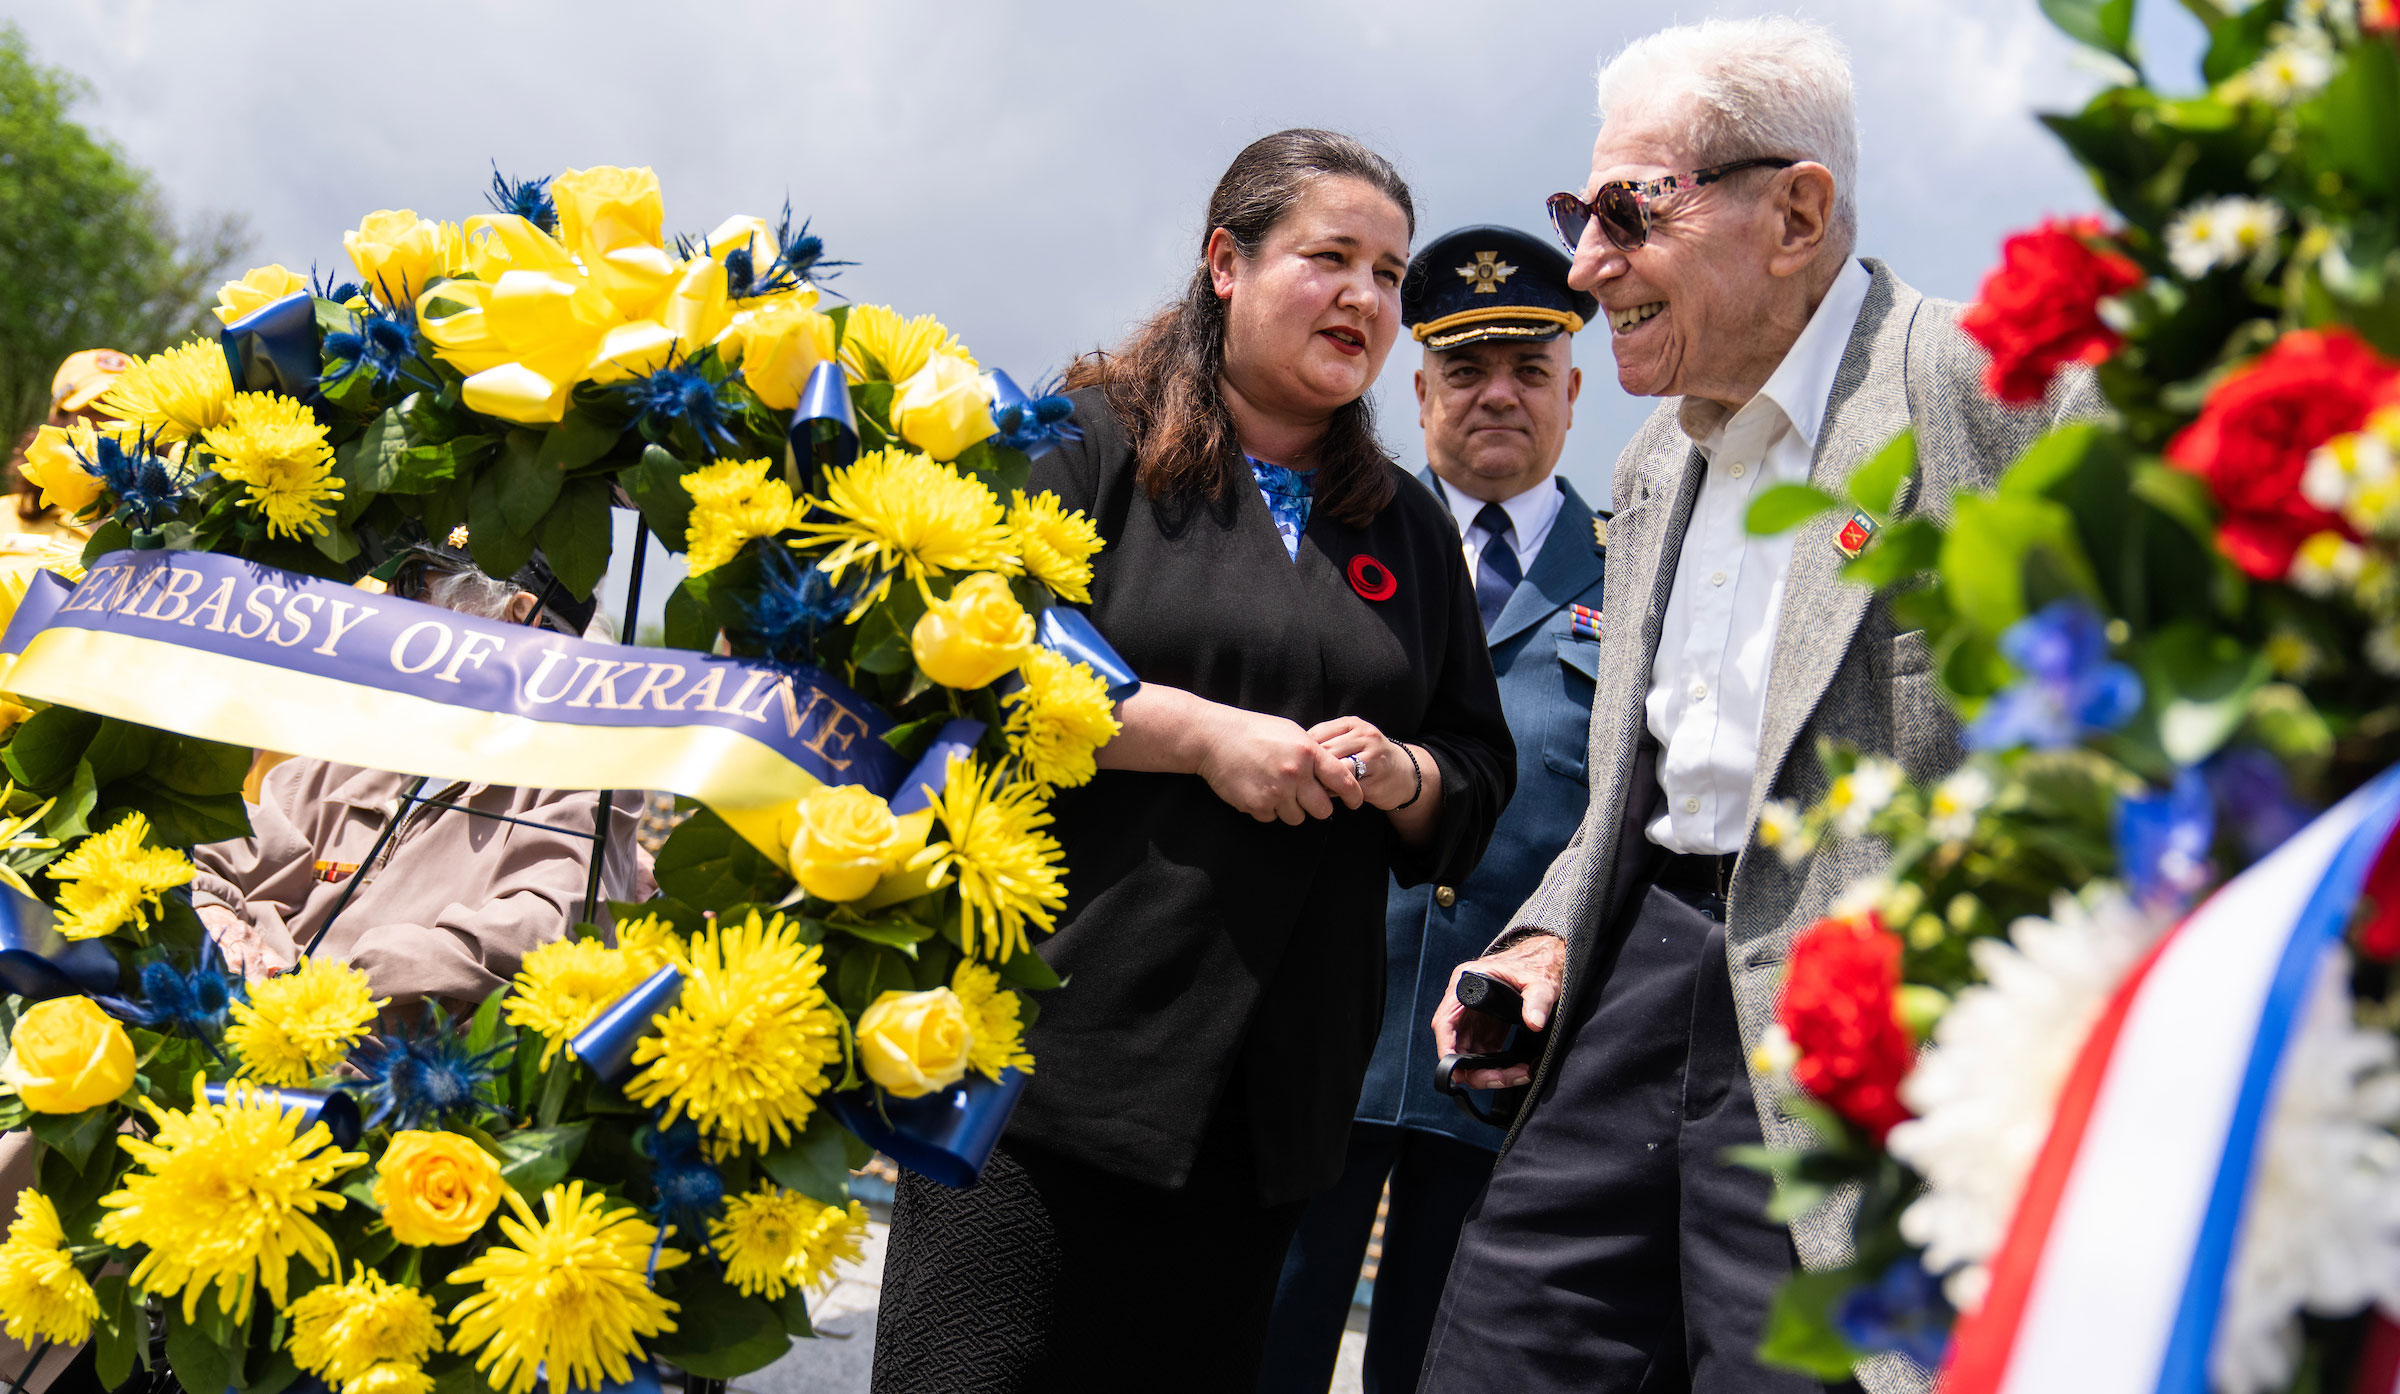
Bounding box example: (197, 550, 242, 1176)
(709, 1184, 870, 1301)
(98, 339, 235, 441)
(837, 304, 974, 385)
(95, 1076, 364, 1323)
(1003, 648, 1121, 790)
(0, 1190, 98, 1346)
(908, 756, 1068, 961)
(445, 1181, 683, 1394)
(214, 264, 310, 325)
(45, 810, 192, 940)
(226, 959, 385, 1086)
(790, 448, 1014, 613)
(952, 959, 1035, 1082)
(287, 1264, 442, 1386)
(682, 457, 796, 575)
(203, 392, 345, 539)
(504, 938, 657, 1069)
(1007, 490, 1103, 604)
(346, 1364, 435, 1394)
(624, 910, 844, 1153)
(614, 912, 682, 966)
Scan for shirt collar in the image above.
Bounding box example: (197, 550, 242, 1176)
(1677, 257, 1874, 454)
(1435, 472, 1564, 544)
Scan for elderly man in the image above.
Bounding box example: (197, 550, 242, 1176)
(194, 540, 651, 1003)
(1262, 225, 1604, 1394)
(1418, 18, 2096, 1394)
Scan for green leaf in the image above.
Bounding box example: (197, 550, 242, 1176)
(997, 946, 1064, 991)
(850, 601, 914, 675)
(244, 1350, 300, 1394)
(650, 1266, 792, 1378)
(654, 807, 789, 905)
(493, 1121, 590, 1201)
(1744, 483, 1839, 537)
(2245, 683, 2334, 762)
(466, 468, 536, 582)
(2135, 623, 2271, 766)
(1939, 492, 2096, 638)
(1847, 430, 1916, 520)
(536, 478, 614, 602)
(1838, 516, 1942, 590)
(1754, 1268, 1870, 1382)
(78, 718, 159, 788)
(535, 409, 621, 475)
(29, 1103, 113, 1171)
(2040, 0, 2136, 60)
(146, 733, 252, 796)
(107, 775, 250, 845)
(620, 444, 698, 551)
(2201, 0, 2283, 83)
(827, 916, 936, 954)
(164, 1303, 235, 1394)
(835, 943, 909, 1017)
(663, 574, 718, 652)
(772, 1286, 818, 1338)
(94, 1273, 137, 1391)
(2312, 30, 2400, 199)
(50, 759, 99, 840)
(465, 984, 516, 1062)
(3, 704, 100, 789)
(758, 1112, 854, 1205)
(492, 428, 565, 534)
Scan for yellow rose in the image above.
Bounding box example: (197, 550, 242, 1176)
(912, 572, 1035, 690)
(550, 166, 675, 317)
(785, 786, 923, 902)
(891, 352, 998, 462)
(855, 988, 971, 1098)
(17, 423, 105, 519)
(728, 294, 837, 411)
(370, 1129, 505, 1247)
(0, 997, 134, 1113)
(213, 264, 309, 326)
(344, 211, 462, 300)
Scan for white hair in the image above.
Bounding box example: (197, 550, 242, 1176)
(1594, 17, 1860, 257)
(423, 566, 523, 621)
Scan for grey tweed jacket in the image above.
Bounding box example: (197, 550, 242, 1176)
(1497, 259, 2098, 1376)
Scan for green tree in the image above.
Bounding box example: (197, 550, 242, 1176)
(0, 21, 247, 451)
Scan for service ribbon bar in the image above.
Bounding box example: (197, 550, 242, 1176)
(0, 550, 906, 849)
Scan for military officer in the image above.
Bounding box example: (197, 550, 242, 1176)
(1259, 225, 1605, 1394)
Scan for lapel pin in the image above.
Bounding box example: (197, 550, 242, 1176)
(1834, 509, 1878, 560)
(1347, 553, 1397, 602)
(1592, 514, 1610, 551)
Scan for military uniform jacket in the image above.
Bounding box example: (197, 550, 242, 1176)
(1356, 471, 1603, 1150)
(1008, 391, 1515, 1206)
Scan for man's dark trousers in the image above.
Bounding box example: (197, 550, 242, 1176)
(1256, 1122, 1494, 1393)
(1419, 860, 1843, 1394)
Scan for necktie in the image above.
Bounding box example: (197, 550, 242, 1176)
(1474, 502, 1520, 632)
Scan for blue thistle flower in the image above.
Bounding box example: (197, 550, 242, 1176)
(1961, 599, 2143, 752)
(993, 373, 1084, 457)
(309, 263, 361, 307)
(102, 937, 239, 1057)
(2115, 767, 2216, 912)
(74, 428, 187, 531)
(1832, 1257, 1951, 1370)
(642, 1114, 727, 1239)
(344, 1011, 509, 1131)
(612, 353, 743, 457)
(487, 164, 559, 234)
(325, 302, 442, 395)
(739, 546, 853, 667)
(726, 202, 853, 300)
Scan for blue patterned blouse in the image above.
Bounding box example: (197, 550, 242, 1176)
(1248, 457, 1314, 561)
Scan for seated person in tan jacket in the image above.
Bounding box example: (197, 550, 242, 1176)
(192, 545, 654, 1004)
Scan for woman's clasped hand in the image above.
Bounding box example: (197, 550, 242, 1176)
(1192, 706, 1428, 826)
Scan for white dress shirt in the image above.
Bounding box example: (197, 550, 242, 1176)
(1644, 259, 1873, 855)
(1434, 473, 1565, 580)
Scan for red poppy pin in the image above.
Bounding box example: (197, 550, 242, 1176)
(1347, 554, 1397, 602)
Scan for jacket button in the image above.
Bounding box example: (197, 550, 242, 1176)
(1435, 886, 1457, 908)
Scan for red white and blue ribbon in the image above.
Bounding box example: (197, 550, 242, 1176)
(1946, 761, 2400, 1394)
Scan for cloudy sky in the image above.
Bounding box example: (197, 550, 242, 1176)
(10, 0, 2205, 593)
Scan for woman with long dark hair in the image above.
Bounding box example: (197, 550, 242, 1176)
(871, 130, 1514, 1391)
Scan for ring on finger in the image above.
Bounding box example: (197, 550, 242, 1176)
(1344, 754, 1367, 783)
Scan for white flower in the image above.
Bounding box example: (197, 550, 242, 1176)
(1756, 799, 1816, 866)
(1888, 885, 2170, 1311)
(2245, 37, 2336, 104)
(2301, 441, 2360, 513)
(1750, 1023, 1799, 1084)
(1928, 766, 1996, 844)
(2165, 197, 2286, 279)
(2286, 531, 2367, 597)
(2366, 622, 2400, 678)
(2210, 950, 2400, 1394)
(1826, 757, 1903, 839)
(1830, 875, 1896, 924)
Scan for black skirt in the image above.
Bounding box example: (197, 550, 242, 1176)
(871, 1108, 1308, 1394)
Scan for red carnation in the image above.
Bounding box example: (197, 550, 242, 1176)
(1959, 217, 2143, 406)
(2165, 328, 2400, 580)
(2361, 831, 2400, 962)
(1776, 912, 1915, 1142)
(2365, 0, 2397, 34)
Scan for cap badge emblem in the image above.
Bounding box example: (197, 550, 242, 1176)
(1456, 251, 1518, 295)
